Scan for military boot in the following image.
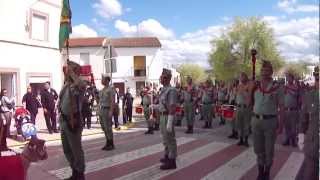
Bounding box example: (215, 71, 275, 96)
(104, 139, 115, 151)
(243, 136, 249, 147)
(202, 122, 209, 129)
(237, 137, 244, 146)
(185, 126, 192, 134)
(185, 125, 193, 134)
(208, 121, 213, 129)
(264, 165, 271, 180)
(228, 130, 238, 139)
(175, 120, 182, 126)
(291, 137, 297, 147)
(101, 140, 109, 150)
(154, 123, 160, 130)
(160, 154, 169, 163)
(160, 158, 177, 170)
(282, 138, 290, 146)
(0, 125, 9, 151)
(145, 127, 153, 134)
(256, 165, 265, 180)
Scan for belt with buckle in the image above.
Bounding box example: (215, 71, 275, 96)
(254, 114, 277, 120)
(284, 107, 298, 111)
(159, 111, 168, 116)
(237, 104, 248, 108)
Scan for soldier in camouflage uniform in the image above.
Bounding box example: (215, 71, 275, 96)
(183, 76, 197, 134)
(174, 83, 184, 126)
(143, 86, 153, 134)
(227, 81, 239, 139)
(282, 72, 299, 147)
(98, 76, 115, 151)
(58, 60, 87, 180)
(251, 61, 284, 180)
(154, 68, 178, 170)
(201, 79, 215, 128)
(152, 84, 160, 130)
(235, 72, 251, 146)
(298, 66, 319, 180)
(217, 81, 228, 125)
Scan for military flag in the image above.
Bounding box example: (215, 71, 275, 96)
(59, 0, 72, 51)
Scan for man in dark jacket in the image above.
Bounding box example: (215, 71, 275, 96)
(41, 81, 58, 134)
(82, 85, 94, 129)
(22, 86, 41, 125)
(123, 88, 133, 124)
(113, 88, 120, 130)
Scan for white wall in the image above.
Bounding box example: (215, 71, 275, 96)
(0, 0, 62, 105)
(0, 0, 61, 49)
(69, 46, 164, 96)
(0, 42, 62, 105)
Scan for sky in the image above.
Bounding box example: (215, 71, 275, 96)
(69, 0, 319, 68)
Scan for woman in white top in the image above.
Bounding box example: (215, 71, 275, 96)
(0, 89, 15, 137)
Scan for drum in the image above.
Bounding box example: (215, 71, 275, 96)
(214, 105, 222, 115)
(135, 106, 143, 114)
(221, 105, 236, 120)
(175, 106, 183, 114)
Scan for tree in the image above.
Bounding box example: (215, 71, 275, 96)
(280, 61, 311, 80)
(177, 63, 207, 85)
(209, 17, 284, 81)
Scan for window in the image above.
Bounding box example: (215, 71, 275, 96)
(30, 11, 48, 41)
(80, 53, 90, 65)
(133, 56, 146, 77)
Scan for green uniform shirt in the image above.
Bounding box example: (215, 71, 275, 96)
(143, 93, 151, 106)
(159, 86, 177, 113)
(183, 85, 195, 103)
(60, 87, 71, 115)
(236, 89, 249, 105)
(284, 86, 299, 108)
(202, 88, 213, 104)
(218, 88, 227, 101)
(253, 81, 284, 115)
(98, 86, 114, 108)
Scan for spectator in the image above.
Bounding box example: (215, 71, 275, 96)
(82, 85, 94, 129)
(40, 82, 58, 134)
(22, 86, 41, 125)
(113, 88, 120, 130)
(0, 89, 15, 137)
(123, 87, 133, 124)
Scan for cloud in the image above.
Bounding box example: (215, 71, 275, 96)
(277, 0, 319, 13)
(91, 18, 108, 33)
(71, 24, 98, 38)
(114, 16, 318, 68)
(114, 20, 137, 36)
(263, 16, 319, 63)
(93, 0, 122, 19)
(115, 19, 174, 39)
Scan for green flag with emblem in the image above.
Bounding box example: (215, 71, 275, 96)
(59, 0, 72, 51)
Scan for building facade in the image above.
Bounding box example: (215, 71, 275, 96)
(0, 0, 63, 105)
(68, 37, 177, 96)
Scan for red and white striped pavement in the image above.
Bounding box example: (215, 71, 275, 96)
(27, 121, 305, 180)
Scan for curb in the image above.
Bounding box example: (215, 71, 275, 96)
(8, 131, 105, 148)
(8, 119, 145, 148)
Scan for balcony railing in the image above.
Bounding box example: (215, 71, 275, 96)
(134, 69, 146, 77)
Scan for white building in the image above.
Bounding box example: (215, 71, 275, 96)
(68, 37, 179, 96)
(0, 0, 63, 105)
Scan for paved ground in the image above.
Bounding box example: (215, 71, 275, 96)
(13, 115, 305, 180)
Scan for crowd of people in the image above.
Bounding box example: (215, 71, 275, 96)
(139, 61, 319, 180)
(0, 59, 318, 180)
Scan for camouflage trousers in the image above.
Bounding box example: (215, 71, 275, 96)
(160, 115, 177, 159)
